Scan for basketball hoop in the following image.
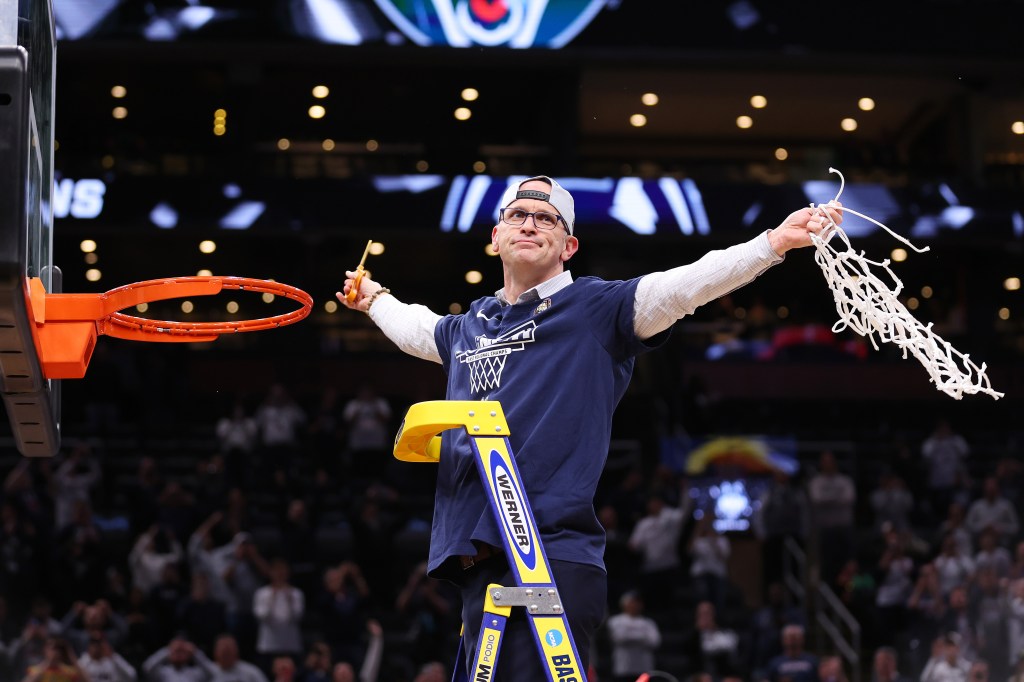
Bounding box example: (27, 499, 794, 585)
(28, 276, 313, 379)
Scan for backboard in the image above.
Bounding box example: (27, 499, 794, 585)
(0, 0, 60, 456)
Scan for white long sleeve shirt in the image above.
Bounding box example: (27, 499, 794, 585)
(367, 231, 782, 361)
(252, 585, 304, 654)
(606, 613, 661, 676)
(79, 653, 138, 682)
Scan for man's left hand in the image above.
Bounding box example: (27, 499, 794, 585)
(768, 200, 843, 255)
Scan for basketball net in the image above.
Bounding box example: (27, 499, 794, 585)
(809, 168, 1002, 400)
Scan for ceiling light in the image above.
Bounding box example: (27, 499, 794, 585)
(312, 85, 329, 99)
(465, 270, 483, 284)
(461, 88, 479, 102)
(226, 301, 239, 314)
(998, 307, 1010, 320)
(366, 139, 379, 151)
(485, 243, 498, 256)
(921, 286, 933, 298)
(112, 106, 127, 119)
(891, 248, 908, 262)
(641, 92, 659, 106)
(369, 242, 385, 256)
(197, 269, 213, 277)
(907, 297, 919, 310)
(774, 147, 788, 161)
(181, 301, 194, 313)
(454, 107, 472, 121)
(1005, 277, 1021, 291)
(277, 138, 291, 150)
(1012, 121, 1024, 135)
(324, 300, 338, 313)
(199, 240, 216, 254)
(858, 97, 875, 111)
(841, 117, 858, 132)
(322, 139, 335, 151)
(308, 105, 326, 119)
(416, 160, 429, 172)
(750, 95, 767, 109)
(80, 239, 97, 253)
(630, 113, 647, 127)
(736, 115, 753, 129)
(84, 253, 98, 265)
(136, 303, 148, 313)
(473, 161, 486, 173)
(85, 269, 101, 282)
(449, 303, 463, 314)
(262, 293, 275, 303)
(111, 85, 127, 98)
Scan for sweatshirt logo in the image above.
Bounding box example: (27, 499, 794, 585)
(456, 320, 536, 393)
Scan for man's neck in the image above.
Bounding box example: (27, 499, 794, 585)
(502, 265, 563, 303)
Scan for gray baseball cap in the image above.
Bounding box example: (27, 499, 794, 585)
(500, 175, 575, 235)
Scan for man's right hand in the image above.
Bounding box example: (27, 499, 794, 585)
(337, 270, 384, 313)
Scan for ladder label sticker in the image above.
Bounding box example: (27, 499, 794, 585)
(489, 457, 537, 571)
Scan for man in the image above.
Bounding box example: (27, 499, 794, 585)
(142, 636, 215, 682)
(209, 634, 267, 682)
(606, 591, 661, 682)
(965, 477, 1020, 545)
(763, 624, 819, 682)
(339, 175, 841, 678)
(870, 646, 909, 682)
(77, 631, 137, 682)
(807, 450, 856, 584)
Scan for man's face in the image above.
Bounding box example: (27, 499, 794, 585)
(874, 651, 895, 677)
(215, 637, 238, 667)
(491, 181, 578, 274)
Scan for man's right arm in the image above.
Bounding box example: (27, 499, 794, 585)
(338, 272, 442, 363)
(366, 295, 442, 364)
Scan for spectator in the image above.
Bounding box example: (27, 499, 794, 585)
(254, 384, 307, 481)
(605, 591, 661, 682)
(819, 655, 847, 682)
(871, 646, 911, 682)
(0, 501, 43, 620)
(934, 535, 975, 596)
(970, 567, 1008, 679)
(130, 526, 184, 595)
(78, 630, 137, 682)
(749, 582, 805, 678)
(939, 587, 978, 662)
(60, 600, 129, 655)
(270, 657, 296, 682)
(216, 401, 259, 487)
(871, 473, 915, 533)
(210, 634, 267, 682)
(628, 494, 688, 609)
(683, 601, 740, 679)
(921, 420, 969, 522)
(142, 636, 214, 682)
(52, 442, 101, 531)
(974, 528, 1012, 578)
(1009, 579, 1024, 673)
(807, 451, 856, 584)
(688, 514, 731, 611)
(920, 633, 971, 682)
(938, 503, 973, 561)
(300, 641, 332, 682)
(966, 661, 989, 682)
(753, 471, 809, 587)
(187, 512, 235, 610)
(875, 529, 916, 646)
(178, 573, 227, 653)
(9, 598, 64, 674)
(763, 624, 819, 682)
(21, 637, 86, 682)
(55, 500, 106, 604)
(125, 458, 164, 536)
(149, 564, 187, 644)
(324, 621, 382, 682)
(965, 477, 1020, 545)
(253, 559, 305, 663)
(394, 561, 457, 666)
(342, 385, 392, 479)
(317, 562, 369, 663)
(223, 534, 269, 658)
(1009, 541, 1024, 580)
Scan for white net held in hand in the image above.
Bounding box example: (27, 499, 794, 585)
(810, 168, 1002, 400)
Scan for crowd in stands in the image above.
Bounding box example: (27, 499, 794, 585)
(0, 372, 1021, 682)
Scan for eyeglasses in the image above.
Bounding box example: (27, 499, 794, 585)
(500, 207, 567, 232)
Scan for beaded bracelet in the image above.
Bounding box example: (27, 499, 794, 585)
(365, 287, 391, 313)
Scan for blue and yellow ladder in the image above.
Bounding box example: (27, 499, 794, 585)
(393, 401, 586, 682)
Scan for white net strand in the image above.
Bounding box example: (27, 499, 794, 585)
(807, 168, 1003, 400)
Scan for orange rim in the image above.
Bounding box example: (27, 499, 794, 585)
(97, 276, 313, 340)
